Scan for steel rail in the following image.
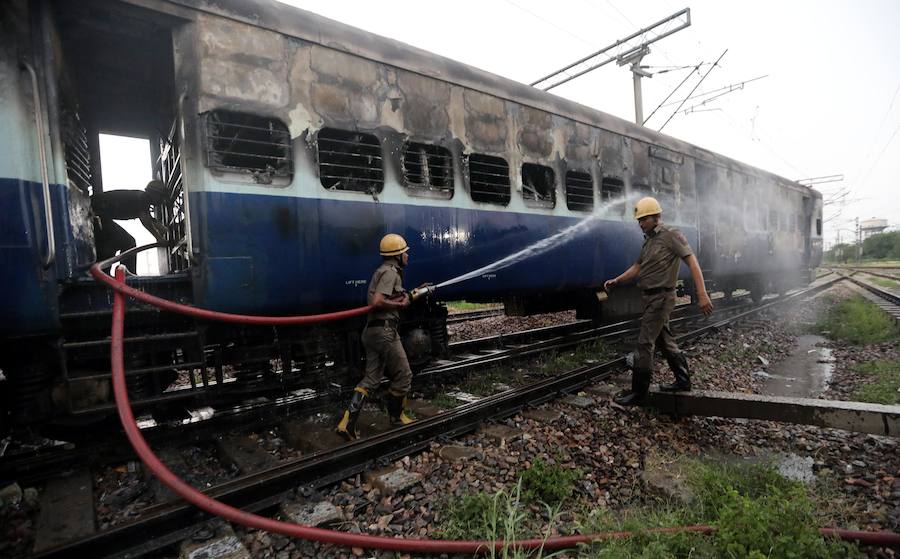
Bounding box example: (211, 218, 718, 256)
(36, 277, 843, 558)
(845, 275, 900, 306)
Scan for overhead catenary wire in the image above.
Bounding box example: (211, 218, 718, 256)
(660, 74, 769, 108)
(658, 49, 727, 132)
(643, 63, 702, 125)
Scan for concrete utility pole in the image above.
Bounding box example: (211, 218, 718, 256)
(530, 8, 691, 126)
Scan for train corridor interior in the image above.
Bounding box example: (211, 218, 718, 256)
(50, 0, 185, 275)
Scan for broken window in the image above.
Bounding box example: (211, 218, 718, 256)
(206, 111, 292, 183)
(401, 142, 453, 196)
(467, 154, 510, 205)
(601, 177, 624, 202)
(317, 128, 384, 194)
(565, 170, 593, 212)
(521, 163, 556, 208)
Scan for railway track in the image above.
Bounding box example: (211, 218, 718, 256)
(0, 295, 745, 486)
(31, 276, 843, 558)
(445, 307, 505, 324)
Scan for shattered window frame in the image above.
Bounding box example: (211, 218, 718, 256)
(466, 153, 511, 206)
(400, 141, 454, 199)
(204, 110, 293, 185)
(600, 177, 625, 202)
(316, 128, 385, 194)
(564, 170, 593, 212)
(521, 162, 556, 209)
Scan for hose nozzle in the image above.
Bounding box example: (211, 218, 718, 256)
(410, 284, 436, 301)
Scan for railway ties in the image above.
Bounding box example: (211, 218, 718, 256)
(29, 273, 900, 558)
(33, 281, 862, 559)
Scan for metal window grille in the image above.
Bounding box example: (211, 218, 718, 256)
(521, 163, 556, 208)
(467, 154, 510, 205)
(62, 106, 92, 193)
(601, 177, 624, 201)
(317, 128, 384, 194)
(401, 142, 453, 194)
(158, 121, 188, 272)
(206, 111, 292, 182)
(565, 170, 593, 212)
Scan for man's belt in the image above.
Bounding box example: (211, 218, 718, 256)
(643, 286, 675, 295)
(366, 319, 399, 329)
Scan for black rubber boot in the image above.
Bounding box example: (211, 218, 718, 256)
(386, 393, 414, 426)
(614, 367, 651, 406)
(336, 388, 367, 441)
(659, 353, 691, 392)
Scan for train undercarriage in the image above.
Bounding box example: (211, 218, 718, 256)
(0, 274, 449, 435)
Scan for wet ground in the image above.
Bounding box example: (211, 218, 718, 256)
(758, 334, 834, 398)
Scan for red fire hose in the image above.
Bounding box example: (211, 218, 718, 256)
(100, 265, 900, 553)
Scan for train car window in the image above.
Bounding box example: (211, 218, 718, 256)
(467, 154, 511, 205)
(521, 163, 556, 208)
(565, 170, 594, 212)
(768, 209, 778, 231)
(816, 219, 822, 236)
(601, 177, 624, 201)
(401, 142, 453, 197)
(206, 111, 292, 183)
(317, 128, 384, 194)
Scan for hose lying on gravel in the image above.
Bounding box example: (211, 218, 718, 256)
(99, 265, 900, 553)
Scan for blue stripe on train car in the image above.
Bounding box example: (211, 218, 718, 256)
(0, 177, 95, 335)
(0, 178, 59, 334)
(190, 191, 699, 314)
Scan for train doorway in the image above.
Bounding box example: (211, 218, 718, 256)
(48, 0, 187, 274)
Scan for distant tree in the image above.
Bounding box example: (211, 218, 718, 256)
(862, 231, 900, 260)
(824, 243, 859, 263)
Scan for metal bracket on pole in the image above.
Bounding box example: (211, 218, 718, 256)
(617, 47, 652, 124)
(530, 7, 690, 98)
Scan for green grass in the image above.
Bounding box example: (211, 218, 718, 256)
(458, 366, 523, 396)
(577, 460, 861, 559)
(534, 340, 613, 377)
(520, 458, 582, 506)
(429, 392, 462, 410)
(851, 359, 900, 405)
(868, 276, 900, 290)
(440, 480, 560, 559)
(446, 300, 501, 312)
(816, 295, 899, 344)
(440, 459, 860, 558)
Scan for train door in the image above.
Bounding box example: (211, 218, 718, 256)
(693, 161, 717, 272)
(49, 0, 188, 275)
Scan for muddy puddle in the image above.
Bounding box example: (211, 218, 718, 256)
(755, 334, 834, 398)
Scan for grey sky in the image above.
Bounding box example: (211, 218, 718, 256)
(276, 0, 900, 247)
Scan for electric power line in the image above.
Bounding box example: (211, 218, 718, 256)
(658, 50, 727, 132)
(643, 64, 702, 124)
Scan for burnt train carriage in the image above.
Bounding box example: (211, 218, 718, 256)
(0, 0, 822, 430)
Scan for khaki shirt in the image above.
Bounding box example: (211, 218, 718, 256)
(637, 224, 693, 290)
(367, 262, 404, 321)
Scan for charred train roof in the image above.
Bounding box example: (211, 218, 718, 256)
(162, 0, 817, 198)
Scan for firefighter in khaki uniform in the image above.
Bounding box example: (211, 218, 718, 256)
(337, 233, 416, 440)
(604, 197, 713, 406)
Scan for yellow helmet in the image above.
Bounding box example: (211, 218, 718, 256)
(634, 197, 662, 220)
(379, 233, 409, 256)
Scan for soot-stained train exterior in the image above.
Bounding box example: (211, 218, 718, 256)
(0, 0, 823, 430)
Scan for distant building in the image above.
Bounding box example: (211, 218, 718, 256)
(861, 218, 888, 240)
